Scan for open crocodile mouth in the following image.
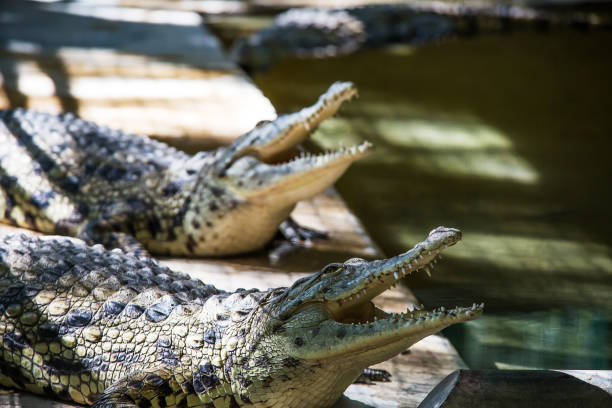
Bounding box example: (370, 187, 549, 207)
(329, 228, 482, 327)
(218, 81, 373, 199)
(260, 81, 359, 162)
(334, 227, 481, 322)
(223, 140, 372, 200)
(218, 81, 362, 172)
(282, 227, 483, 358)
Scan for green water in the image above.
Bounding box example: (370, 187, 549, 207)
(251, 29, 612, 369)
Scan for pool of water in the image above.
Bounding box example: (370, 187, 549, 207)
(250, 28, 612, 369)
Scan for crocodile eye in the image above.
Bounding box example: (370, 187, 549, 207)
(321, 262, 343, 274)
(343, 258, 365, 266)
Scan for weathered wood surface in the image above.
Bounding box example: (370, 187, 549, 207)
(248, 0, 430, 11)
(0, 0, 276, 148)
(113, 0, 455, 13)
(77, 0, 446, 14)
(115, 0, 249, 14)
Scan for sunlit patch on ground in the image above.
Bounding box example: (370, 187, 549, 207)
(312, 115, 539, 184)
(410, 150, 538, 184)
(394, 227, 612, 313)
(397, 230, 612, 276)
(373, 118, 512, 149)
(446, 309, 612, 369)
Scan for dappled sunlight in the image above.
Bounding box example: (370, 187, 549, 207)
(312, 115, 539, 184)
(447, 232, 612, 276)
(374, 117, 538, 184)
(47, 2, 203, 26)
(310, 118, 365, 149)
(446, 309, 611, 369)
(0, 0, 276, 143)
(373, 118, 512, 149)
(410, 150, 538, 184)
(384, 43, 417, 57)
(398, 229, 612, 276)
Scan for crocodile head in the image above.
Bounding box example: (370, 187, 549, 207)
(236, 227, 483, 407)
(168, 82, 371, 256)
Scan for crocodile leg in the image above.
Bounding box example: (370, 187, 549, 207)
(92, 368, 178, 408)
(354, 368, 392, 384)
(94, 231, 149, 257)
(279, 217, 328, 244)
(77, 222, 148, 256)
(269, 218, 329, 263)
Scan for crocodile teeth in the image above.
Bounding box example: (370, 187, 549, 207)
(393, 271, 399, 280)
(425, 266, 432, 277)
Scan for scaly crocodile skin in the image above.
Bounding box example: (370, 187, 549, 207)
(0, 82, 370, 257)
(0, 228, 482, 407)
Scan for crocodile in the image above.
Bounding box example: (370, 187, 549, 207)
(0, 226, 482, 407)
(0, 81, 371, 257)
(232, 3, 609, 71)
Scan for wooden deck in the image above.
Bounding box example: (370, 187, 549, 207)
(0, 1, 469, 407)
(0, 0, 275, 149)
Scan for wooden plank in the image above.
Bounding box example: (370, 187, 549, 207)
(116, 0, 249, 14)
(248, 0, 426, 11)
(66, 0, 424, 15)
(0, 0, 276, 147)
(113, 0, 440, 13)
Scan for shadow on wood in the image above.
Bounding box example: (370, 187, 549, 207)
(418, 369, 612, 408)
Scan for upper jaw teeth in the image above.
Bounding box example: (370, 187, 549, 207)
(381, 250, 439, 281)
(337, 251, 440, 305)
